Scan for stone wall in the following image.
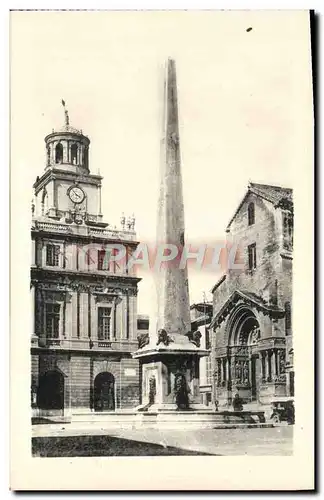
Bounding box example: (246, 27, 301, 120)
(211, 190, 293, 406)
(33, 352, 140, 413)
(214, 191, 292, 323)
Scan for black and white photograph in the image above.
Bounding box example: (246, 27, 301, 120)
(10, 9, 314, 491)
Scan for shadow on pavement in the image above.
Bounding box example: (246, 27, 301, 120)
(32, 435, 218, 457)
(32, 417, 63, 425)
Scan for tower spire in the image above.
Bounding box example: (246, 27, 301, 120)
(132, 58, 208, 412)
(156, 57, 191, 341)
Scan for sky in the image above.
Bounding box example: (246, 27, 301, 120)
(10, 10, 312, 316)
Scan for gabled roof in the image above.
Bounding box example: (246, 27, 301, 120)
(191, 314, 211, 328)
(209, 289, 284, 329)
(226, 182, 293, 232)
(190, 302, 213, 312)
(211, 274, 226, 294)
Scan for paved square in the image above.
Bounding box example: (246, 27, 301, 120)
(32, 425, 293, 456)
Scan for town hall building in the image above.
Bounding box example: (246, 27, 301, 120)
(210, 182, 294, 407)
(30, 105, 142, 419)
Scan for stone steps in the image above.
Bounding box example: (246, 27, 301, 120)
(36, 409, 268, 430)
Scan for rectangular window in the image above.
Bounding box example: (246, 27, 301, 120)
(98, 249, 110, 271)
(46, 244, 60, 266)
(248, 203, 255, 226)
(98, 307, 112, 340)
(248, 243, 257, 270)
(206, 356, 212, 385)
(282, 211, 293, 250)
(45, 303, 60, 338)
(205, 328, 211, 350)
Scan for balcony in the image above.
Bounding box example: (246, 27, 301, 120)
(33, 336, 137, 353)
(33, 220, 137, 242)
(98, 341, 112, 348)
(37, 337, 61, 348)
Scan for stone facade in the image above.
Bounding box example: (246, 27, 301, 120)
(31, 109, 142, 418)
(190, 302, 213, 407)
(210, 182, 294, 407)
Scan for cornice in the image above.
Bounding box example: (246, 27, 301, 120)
(33, 168, 103, 193)
(31, 226, 139, 247)
(31, 267, 141, 289)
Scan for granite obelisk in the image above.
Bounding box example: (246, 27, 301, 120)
(133, 59, 208, 411)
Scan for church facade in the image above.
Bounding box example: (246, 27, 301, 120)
(210, 182, 294, 407)
(30, 106, 141, 419)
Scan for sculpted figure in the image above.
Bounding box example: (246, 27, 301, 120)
(157, 328, 173, 346)
(174, 373, 190, 410)
(148, 376, 156, 405)
(251, 326, 261, 344)
(137, 332, 149, 349)
(185, 330, 202, 347)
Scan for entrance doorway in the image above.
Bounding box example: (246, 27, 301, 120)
(227, 306, 261, 402)
(37, 370, 64, 411)
(94, 372, 115, 412)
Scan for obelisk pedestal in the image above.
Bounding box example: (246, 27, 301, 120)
(133, 59, 208, 411)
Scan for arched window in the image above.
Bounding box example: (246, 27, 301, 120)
(285, 302, 291, 336)
(248, 202, 255, 226)
(84, 147, 89, 169)
(46, 145, 51, 165)
(55, 143, 63, 163)
(71, 144, 78, 165)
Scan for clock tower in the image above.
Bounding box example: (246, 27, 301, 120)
(33, 101, 103, 226)
(31, 103, 142, 420)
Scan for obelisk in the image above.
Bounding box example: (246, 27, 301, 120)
(133, 58, 208, 411)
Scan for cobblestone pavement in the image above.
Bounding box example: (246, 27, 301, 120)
(32, 425, 293, 456)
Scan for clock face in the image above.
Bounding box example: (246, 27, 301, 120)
(69, 186, 85, 204)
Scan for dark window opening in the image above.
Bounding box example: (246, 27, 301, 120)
(71, 144, 78, 165)
(137, 320, 149, 330)
(205, 328, 211, 349)
(283, 211, 294, 250)
(248, 202, 255, 226)
(285, 301, 292, 336)
(289, 371, 295, 397)
(45, 303, 60, 338)
(37, 371, 64, 410)
(98, 307, 112, 340)
(46, 244, 60, 266)
(84, 147, 89, 169)
(55, 143, 63, 163)
(248, 243, 257, 270)
(98, 249, 110, 271)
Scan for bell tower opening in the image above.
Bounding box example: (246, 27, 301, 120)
(71, 143, 78, 165)
(34, 101, 105, 226)
(55, 143, 63, 164)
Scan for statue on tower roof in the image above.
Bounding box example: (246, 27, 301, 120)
(61, 99, 69, 127)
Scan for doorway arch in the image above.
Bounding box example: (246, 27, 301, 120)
(94, 372, 115, 412)
(227, 305, 260, 346)
(37, 370, 64, 410)
(227, 306, 261, 401)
